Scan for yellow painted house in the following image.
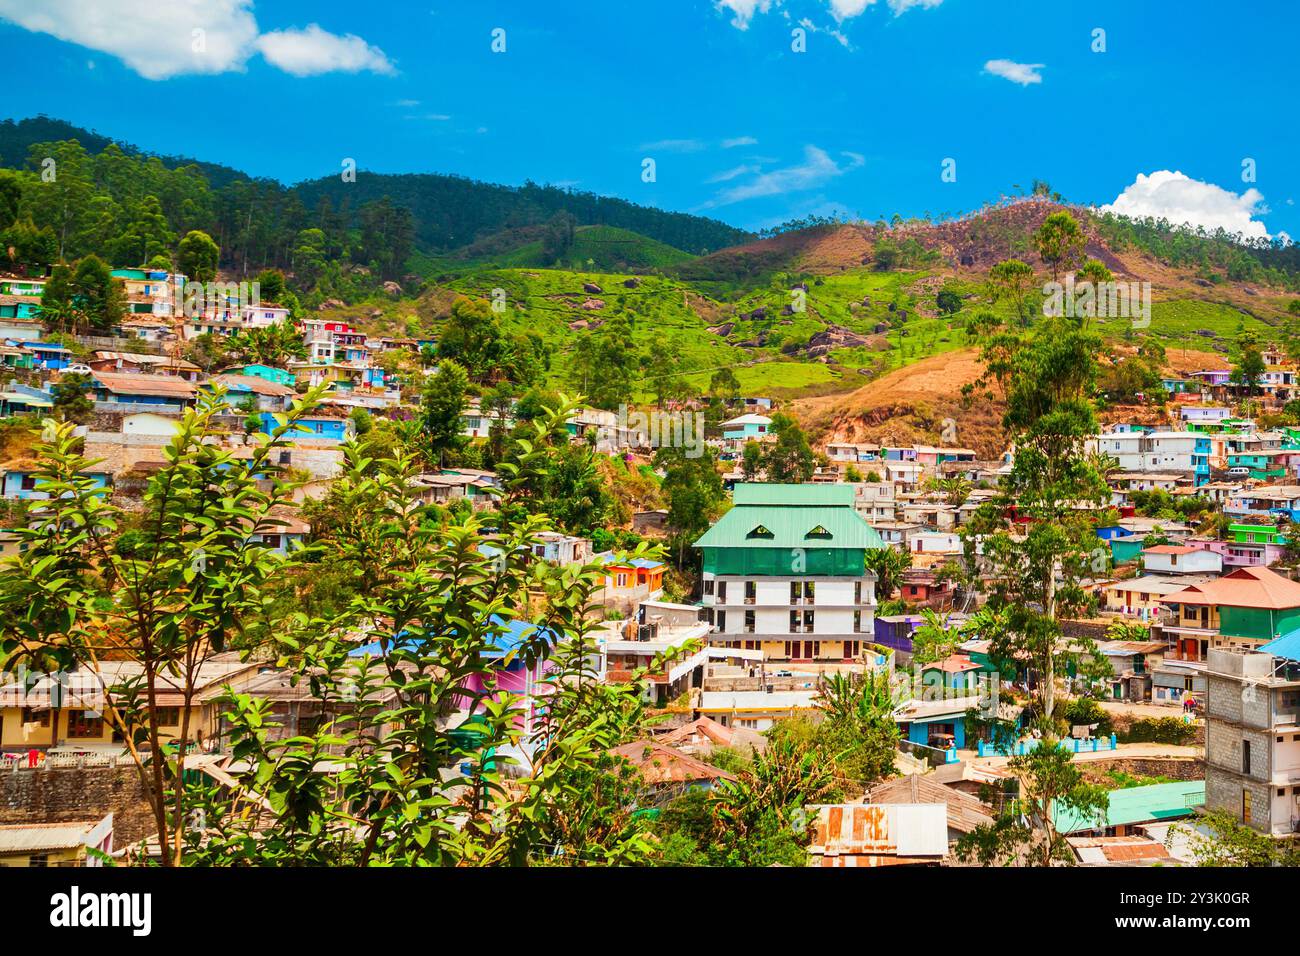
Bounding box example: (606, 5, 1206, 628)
(0, 814, 113, 867)
(0, 656, 261, 753)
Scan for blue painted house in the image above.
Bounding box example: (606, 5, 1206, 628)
(3, 467, 109, 500)
(91, 372, 196, 410)
(0, 382, 53, 416)
(896, 693, 1023, 753)
(259, 411, 351, 443)
(29, 343, 71, 371)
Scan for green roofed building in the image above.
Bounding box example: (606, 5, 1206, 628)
(695, 483, 885, 665)
(1054, 780, 1205, 835)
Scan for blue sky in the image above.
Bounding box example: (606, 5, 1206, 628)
(0, 0, 1295, 241)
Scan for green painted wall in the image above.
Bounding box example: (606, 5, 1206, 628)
(701, 547, 865, 576)
(1219, 606, 1300, 641)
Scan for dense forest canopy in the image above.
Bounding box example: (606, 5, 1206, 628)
(293, 173, 751, 255)
(0, 116, 750, 281)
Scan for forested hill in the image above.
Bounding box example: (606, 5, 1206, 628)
(0, 116, 750, 261)
(0, 116, 253, 190)
(293, 174, 750, 256)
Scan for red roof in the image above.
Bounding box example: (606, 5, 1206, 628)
(924, 654, 982, 674)
(1164, 566, 1300, 610)
(1143, 545, 1198, 555)
(609, 741, 735, 786)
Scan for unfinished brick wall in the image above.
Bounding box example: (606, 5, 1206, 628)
(0, 765, 157, 845)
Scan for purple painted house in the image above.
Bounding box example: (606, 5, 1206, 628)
(455, 619, 557, 736)
(874, 614, 923, 654)
(350, 617, 557, 740)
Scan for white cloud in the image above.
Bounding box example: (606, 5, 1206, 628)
(718, 0, 940, 30)
(722, 136, 758, 149)
(828, 0, 873, 17)
(0, 0, 259, 79)
(829, 0, 944, 20)
(983, 59, 1045, 86)
(703, 145, 864, 207)
(0, 0, 392, 79)
(256, 24, 393, 76)
(707, 164, 761, 184)
(887, 0, 944, 12)
(715, 0, 772, 30)
(640, 139, 707, 153)
(1100, 170, 1272, 241)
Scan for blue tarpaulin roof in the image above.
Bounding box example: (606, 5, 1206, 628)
(348, 616, 557, 659)
(1260, 629, 1300, 662)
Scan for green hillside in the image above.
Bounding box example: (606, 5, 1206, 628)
(346, 253, 1299, 405)
(4, 117, 1299, 405)
(416, 225, 697, 275)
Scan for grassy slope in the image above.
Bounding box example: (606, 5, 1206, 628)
(335, 258, 1296, 404)
(342, 209, 1300, 405)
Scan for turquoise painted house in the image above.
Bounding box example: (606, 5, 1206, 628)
(721, 413, 771, 442)
(1110, 535, 1146, 564)
(240, 364, 296, 387)
(920, 655, 984, 694)
(28, 343, 71, 370)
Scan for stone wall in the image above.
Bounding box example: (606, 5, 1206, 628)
(1080, 756, 1204, 782)
(0, 765, 156, 845)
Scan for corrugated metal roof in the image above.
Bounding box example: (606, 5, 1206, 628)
(92, 371, 197, 398)
(0, 821, 100, 852)
(865, 774, 994, 833)
(809, 803, 948, 861)
(608, 740, 735, 785)
(210, 373, 295, 397)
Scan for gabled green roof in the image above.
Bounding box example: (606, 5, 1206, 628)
(694, 484, 883, 550)
(732, 483, 854, 507)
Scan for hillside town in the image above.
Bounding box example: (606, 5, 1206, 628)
(1, 11, 1299, 928)
(2, 252, 1300, 872)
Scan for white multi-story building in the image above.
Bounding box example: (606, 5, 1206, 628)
(1093, 429, 1211, 485)
(695, 483, 884, 664)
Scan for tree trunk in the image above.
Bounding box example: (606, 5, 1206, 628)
(1043, 564, 1057, 722)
